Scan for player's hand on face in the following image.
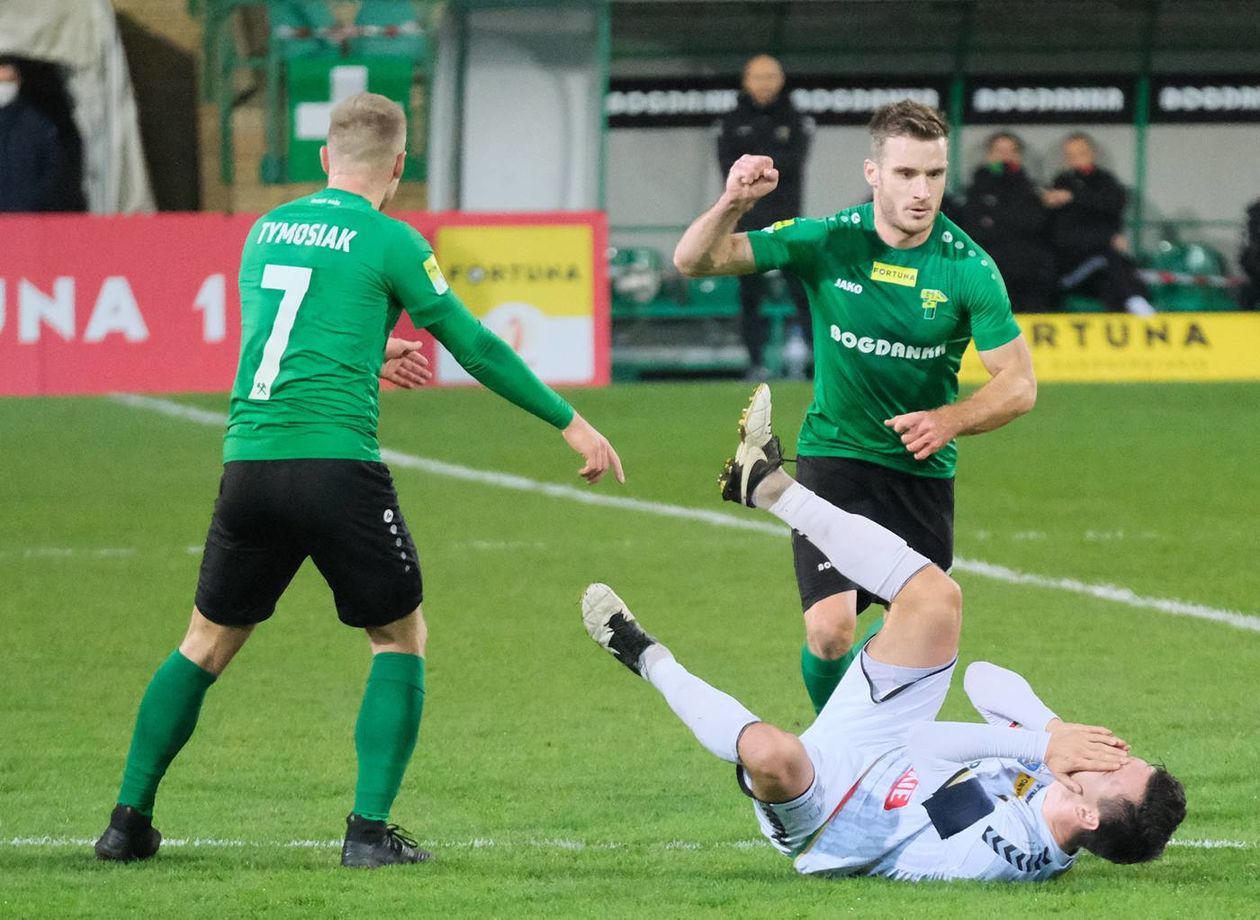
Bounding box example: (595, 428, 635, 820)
(562, 412, 625, 485)
(884, 408, 959, 461)
(380, 337, 433, 388)
(724, 154, 780, 206)
(1045, 722, 1130, 794)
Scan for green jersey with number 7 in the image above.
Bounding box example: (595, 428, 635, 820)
(226, 188, 573, 462)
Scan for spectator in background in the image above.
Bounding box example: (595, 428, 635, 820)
(1239, 199, 1260, 310)
(962, 131, 1057, 312)
(1044, 132, 1156, 316)
(0, 57, 64, 212)
(717, 54, 814, 379)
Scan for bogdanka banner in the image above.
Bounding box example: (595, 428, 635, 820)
(959, 313, 1260, 384)
(0, 213, 609, 396)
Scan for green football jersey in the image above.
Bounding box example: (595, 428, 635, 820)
(226, 189, 573, 462)
(747, 202, 1021, 478)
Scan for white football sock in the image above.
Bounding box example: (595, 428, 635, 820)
(768, 482, 931, 601)
(642, 650, 759, 763)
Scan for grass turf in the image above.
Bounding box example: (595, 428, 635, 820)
(1, 381, 1257, 917)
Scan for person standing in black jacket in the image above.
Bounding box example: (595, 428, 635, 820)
(717, 55, 814, 378)
(962, 131, 1057, 312)
(0, 57, 65, 213)
(1044, 132, 1156, 315)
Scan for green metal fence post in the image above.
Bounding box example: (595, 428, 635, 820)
(596, 0, 611, 211)
(1133, 0, 1161, 254)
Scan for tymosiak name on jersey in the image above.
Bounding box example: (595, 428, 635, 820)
(255, 221, 358, 253)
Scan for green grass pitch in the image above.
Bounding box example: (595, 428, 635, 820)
(1, 381, 1258, 917)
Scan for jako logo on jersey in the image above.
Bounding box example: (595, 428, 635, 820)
(884, 767, 919, 810)
(830, 325, 947, 360)
(835, 278, 864, 295)
(920, 288, 948, 320)
(870, 261, 918, 287)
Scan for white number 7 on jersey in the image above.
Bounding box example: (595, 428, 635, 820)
(250, 263, 313, 401)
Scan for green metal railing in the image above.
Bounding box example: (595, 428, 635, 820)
(189, 0, 436, 187)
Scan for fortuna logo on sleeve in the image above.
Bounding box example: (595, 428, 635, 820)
(920, 288, 948, 320)
(764, 218, 799, 233)
(870, 261, 918, 287)
(423, 254, 449, 294)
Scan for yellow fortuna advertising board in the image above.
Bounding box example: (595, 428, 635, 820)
(433, 222, 602, 385)
(958, 313, 1260, 383)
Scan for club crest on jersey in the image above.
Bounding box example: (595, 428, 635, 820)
(920, 288, 948, 320)
(870, 261, 918, 287)
(884, 766, 919, 810)
(423, 254, 449, 294)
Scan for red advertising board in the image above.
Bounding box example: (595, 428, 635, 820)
(0, 211, 609, 396)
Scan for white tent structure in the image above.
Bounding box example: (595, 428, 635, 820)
(0, 0, 154, 213)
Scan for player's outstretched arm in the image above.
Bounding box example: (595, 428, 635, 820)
(963, 661, 1059, 730)
(563, 412, 625, 485)
(673, 154, 778, 277)
(379, 337, 433, 388)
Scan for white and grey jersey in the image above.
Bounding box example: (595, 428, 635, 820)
(793, 752, 1074, 881)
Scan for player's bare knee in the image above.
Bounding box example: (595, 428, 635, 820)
(367, 605, 427, 656)
(803, 596, 857, 659)
(891, 567, 961, 634)
(181, 607, 253, 675)
(737, 723, 811, 791)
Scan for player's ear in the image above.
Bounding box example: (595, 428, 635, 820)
(863, 157, 878, 189)
(319, 145, 330, 176)
(393, 151, 405, 181)
(1074, 802, 1100, 832)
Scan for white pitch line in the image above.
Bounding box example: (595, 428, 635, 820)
(2, 836, 1250, 852)
(107, 394, 1260, 634)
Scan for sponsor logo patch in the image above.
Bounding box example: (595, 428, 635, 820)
(1013, 771, 1037, 799)
(423, 254, 449, 294)
(834, 277, 864, 295)
(885, 767, 919, 810)
(870, 261, 918, 287)
(764, 218, 798, 233)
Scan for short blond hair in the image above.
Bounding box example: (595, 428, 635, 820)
(327, 92, 406, 168)
(868, 100, 949, 159)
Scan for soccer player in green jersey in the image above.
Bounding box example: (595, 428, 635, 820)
(95, 93, 623, 868)
(674, 100, 1036, 714)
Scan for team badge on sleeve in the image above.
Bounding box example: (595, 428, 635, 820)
(423, 254, 449, 294)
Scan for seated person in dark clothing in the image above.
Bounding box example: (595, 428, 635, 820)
(1044, 133, 1155, 316)
(962, 131, 1057, 312)
(0, 57, 64, 213)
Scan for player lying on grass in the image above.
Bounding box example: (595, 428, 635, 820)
(582, 385, 1184, 880)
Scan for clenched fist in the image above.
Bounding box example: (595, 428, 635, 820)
(724, 155, 780, 208)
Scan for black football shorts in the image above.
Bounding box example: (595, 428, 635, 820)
(791, 455, 953, 615)
(195, 459, 422, 628)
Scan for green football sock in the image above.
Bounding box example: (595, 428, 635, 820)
(800, 613, 886, 715)
(353, 652, 426, 822)
(117, 650, 217, 817)
(800, 645, 846, 715)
